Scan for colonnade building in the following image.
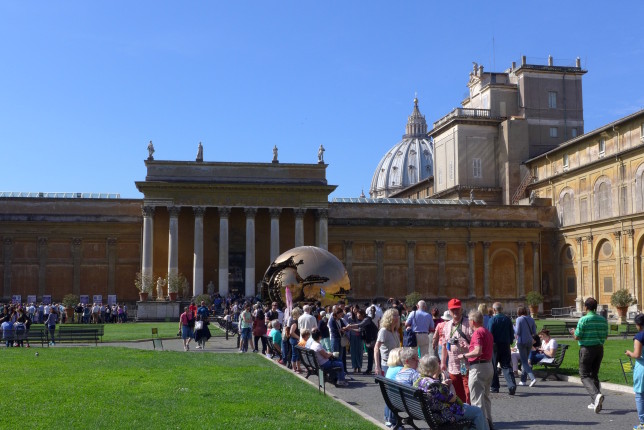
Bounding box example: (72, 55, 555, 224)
(1, 55, 643, 314)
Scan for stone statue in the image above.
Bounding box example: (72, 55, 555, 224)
(147, 141, 155, 160)
(318, 145, 325, 164)
(272, 145, 278, 163)
(156, 277, 166, 299)
(207, 281, 215, 296)
(470, 189, 474, 201)
(529, 190, 537, 205)
(182, 277, 190, 298)
(196, 142, 203, 162)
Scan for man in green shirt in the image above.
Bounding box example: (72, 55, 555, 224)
(570, 297, 608, 413)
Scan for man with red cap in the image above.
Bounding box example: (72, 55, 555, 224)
(440, 298, 473, 404)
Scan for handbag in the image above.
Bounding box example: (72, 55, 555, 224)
(195, 320, 204, 330)
(336, 319, 349, 347)
(403, 312, 417, 347)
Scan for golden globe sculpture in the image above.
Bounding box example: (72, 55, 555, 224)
(261, 246, 351, 307)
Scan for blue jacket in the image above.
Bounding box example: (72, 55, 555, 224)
(487, 313, 514, 344)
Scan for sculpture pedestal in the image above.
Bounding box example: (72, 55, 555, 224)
(136, 301, 180, 321)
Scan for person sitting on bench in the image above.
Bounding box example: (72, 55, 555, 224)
(529, 329, 558, 365)
(310, 328, 348, 387)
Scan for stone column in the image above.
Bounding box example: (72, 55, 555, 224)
(483, 242, 491, 299)
(269, 208, 281, 262)
(517, 241, 526, 298)
(407, 240, 416, 295)
(613, 231, 622, 291)
(437, 241, 447, 297)
(218, 207, 231, 296)
(343, 240, 354, 282)
(294, 208, 306, 247)
(245, 207, 257, 297)
(376, 241, 384, 297)
(316, 209, 329, 250)
(167, 206, 180, 278)
(626, 229, 636, 298)
(576, 237, 584, 300)
(532, 242, 540, 295)
(141, 206, 155, 286)
(587, 235, 594, 297)
(37, 237, 48, 297)
(72, 238, 82, 296)
(107, 237, 117, 295)
(3, 238, 13, 299)
(193, 207, 205, 297)
(467, 241, 476, 298)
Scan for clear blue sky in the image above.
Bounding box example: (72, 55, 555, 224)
(2, 1, 643, 199)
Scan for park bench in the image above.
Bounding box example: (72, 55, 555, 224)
(54, 326, 100, 346)
(374, 375, 473, 430)
(542, 323, 576, 337)
(265, 336, 281, 359)
(295, 346, 340, 394)
(622, 323, 638, 340)
(2, 327, 47, 347)
(533, 344, 569, 381)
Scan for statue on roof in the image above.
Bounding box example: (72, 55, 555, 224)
(318, 145, 325, 164)
(272, 145, 279, 163)
(147, 141, 155, 160)
(196, 142, 203, 162)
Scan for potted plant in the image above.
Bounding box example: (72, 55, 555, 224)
(135, 272, 153, 301)
(611, 289, 635, 324)
(167, 272, 181, 301)
(62, 294, 79, 322)
(525, 291, 544, 318)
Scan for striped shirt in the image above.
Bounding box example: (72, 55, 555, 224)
(574, 311, 608, 346)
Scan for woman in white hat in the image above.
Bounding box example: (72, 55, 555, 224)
(432, 310, 453, 363)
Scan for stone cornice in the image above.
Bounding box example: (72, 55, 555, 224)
(329, 218, 542, 229)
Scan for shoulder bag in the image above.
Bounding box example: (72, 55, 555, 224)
(403, 311, 417, 347)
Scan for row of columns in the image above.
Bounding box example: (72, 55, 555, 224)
(342, 240, 540, 299)
(141, 206, 329, 298)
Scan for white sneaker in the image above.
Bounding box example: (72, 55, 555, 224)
(529, 379, 537, 387)
(588, 403, 595, 409)
(518, 381, 525, 386)
(594, 394, 604, 413)
(335, 380, 349, 386)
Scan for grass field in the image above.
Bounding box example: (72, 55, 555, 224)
(2, 347, 378, 429)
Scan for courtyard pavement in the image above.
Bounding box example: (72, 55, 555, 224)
(96, 333, 642, 429)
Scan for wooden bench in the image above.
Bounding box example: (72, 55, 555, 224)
(2, 327, 47, 347)
(542, 323, 576, 337)
(375, 375, 473, 430)
(533, 344, 569, 381)
(295, 346, 340, 394)
(54, 327, 100, 345)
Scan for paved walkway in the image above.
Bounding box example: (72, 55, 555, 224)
(101, 335, 639, 429)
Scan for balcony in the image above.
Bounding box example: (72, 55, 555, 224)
(433, 108, 494, 129)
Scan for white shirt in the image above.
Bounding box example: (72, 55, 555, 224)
(371, 305, 383, 328)
(298, 313, 318, 332)
(311, 341, 328, 366)
(542, 338, 558, 356)
(277, 309, 284, 325)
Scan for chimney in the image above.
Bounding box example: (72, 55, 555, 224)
(511, 61, 516, 70)
(576, 57, 581, 68)
(521, 55, 526, 66)
(548, 55, 553, 66)
(479, 65, 484, 75)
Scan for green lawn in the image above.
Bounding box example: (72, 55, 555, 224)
(1, 347, 378, 429)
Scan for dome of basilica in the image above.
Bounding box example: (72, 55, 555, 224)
(369, 98, 433, 198)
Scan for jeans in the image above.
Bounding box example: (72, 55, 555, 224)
(462, 404, 490, 430)
(382, 364, 397, 426)
(253, 335, 267, 353)
(321, 359, 345, 381)
(281, 339, 291, 365)
(636, 392, 644, 424)
(365, 345, 374, 373)
(579, 345, 603, 401)
(491, 343, 516, 392)
(516, 343, 536, 383)
(529, 351, 545, 365)
(331, 337, 348, 373)
(289, 337, 300, 362)
(240, 327, 251, 352)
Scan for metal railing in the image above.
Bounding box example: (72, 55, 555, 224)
(433, 108, 492, 128)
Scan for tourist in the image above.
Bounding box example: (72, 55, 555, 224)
(197, 301, 209, 321)
(1, 317, 14, 347)
(415, 355, 489, 430)
(346, 306, 364, 373)
(514, 306, 538, 387)
(297, 329, 311, 347)
(310, 328, 348, 387)
(571, 297, 608, 413)
(352, 308, 378, 375)
(394, 347, 421, 385)
(45, 307, 58, 346)
(194, 314, 211, 350)
(265, 302, 280, 323)
(374, 308, 401, 376)
(298, 305, 317, 333)
(252, 306, 267, 354)
(405, 300, 435, 358)
(479, 304, 490, 328)
(329, 306, 348, 373)
(280, 311, 292, 368)
(317, 310, 331, 351)
(369, 298, 383, 328)
(458, 309, 494, 430)
(288, 307, 303, 372)
(625, 314, 644, 429)
(433, 310, 451, 363)
(488, 302, 517, 395)
(384, 347, 403, 379)
(529, 329, 558, 365)
(268, 320, 282, 355)
(179, 306, 194, 351)
(441, 298, 473, 404)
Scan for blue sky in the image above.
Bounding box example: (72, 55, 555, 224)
(2, 1, 643, 199)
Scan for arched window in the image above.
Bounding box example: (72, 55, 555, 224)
(558, 188, 575, 226)
(595, 176, 613, 219)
